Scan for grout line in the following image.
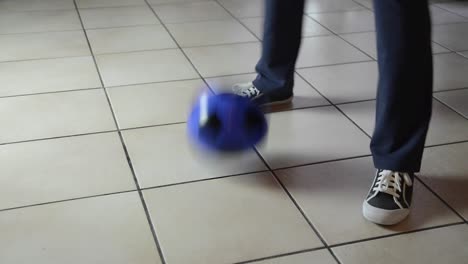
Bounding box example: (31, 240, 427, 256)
(141, 170, 270, 191)
(0, 190, 137, 213)
(303, 13, 377, 61)
(272, 154, 373, 171)
(119, 121, 187, 131)
(295, 71, 373, 139)
(0, 130, 117, 146)
(433, 4, 468, 20)
(295, 58, 376, 69)
(0, 87, 102, 99)
(0, 28, 85, 36)
(76, 4, 147, 10)
(351, 0, 373, 11)
(433, 96, 468, 121)
(251, 147, 343, 264)
(234, 246, 327, 264)
(432, 86, 468, 94)
(72, 2, 167, 263)
(414, 176, 466, 222)
(214, 0, 263, 42)
(329, 222, 466, 248)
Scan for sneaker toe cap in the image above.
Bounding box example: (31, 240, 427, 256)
(362, 200, 410, 225)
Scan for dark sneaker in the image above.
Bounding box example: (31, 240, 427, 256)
(363, 169, 414, 225)
(232, 82, 293, 106)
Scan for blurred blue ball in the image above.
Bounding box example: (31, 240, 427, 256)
(188, 93, 268, 152)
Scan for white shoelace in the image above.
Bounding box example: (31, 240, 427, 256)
(233, 83, 261, 98)
(372, 170, 413, 199)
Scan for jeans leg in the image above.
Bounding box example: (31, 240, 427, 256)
(371, 0, 433, 172)
(253, 0, 305, 96)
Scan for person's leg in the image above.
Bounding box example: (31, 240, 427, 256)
(364, 0, 433, 225)
(371, 0, 433, 172)
(234, 0, 304, 103)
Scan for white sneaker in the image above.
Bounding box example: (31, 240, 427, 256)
(363, 170, 414, 225)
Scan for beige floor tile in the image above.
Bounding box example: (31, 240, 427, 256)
(143, 172, 323, 264)
(0, 133, 135, 209)
(341, 32, 450, 60)
(257, 106, 370, 169)
(184, 42, 261, 77)
(79, 6, 160, 29)
(0, 31, 90, 62)
(122, 124, 267, 187)
(434, 53, 468, 91)
(254, 250, 336, 264)
(0, 56, 101, 97)
(108, 79, 205, 128)
(430, 6, 468, 25)
(0, 10, 81, 34)
(434, 89, 468, 118)
(206, 73, 330, 110)
(0, 90, 116, 144)
(166, 19, 257, 47)
(152, 1, 231, 23)
(297, 61, 378, 104)
(338, 99, 468, 146)
(240, 16, 332, 40)
(0, 0, 75, 12)
(305, 0, 363, 13)
(96, 49, 198, 87)
(77, 0, 147, 8)
(309, 10, 375, 34)
(296, 36, 371, 68)
(419, 143, 468, 220)
(0, 192, 162, 264)
(433, 22, 468, 51)
(87, 25, 176, 54)
(277, 157, 461, 245)
(333, 225, 468, 264)
(219, 0, 264, 18)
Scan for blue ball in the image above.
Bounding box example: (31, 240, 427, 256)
(188, 93, 268, 152)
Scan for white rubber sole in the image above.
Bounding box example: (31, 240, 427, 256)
(362, 201, 410, 225)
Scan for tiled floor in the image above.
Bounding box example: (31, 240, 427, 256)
(1, 0, 467, 263)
